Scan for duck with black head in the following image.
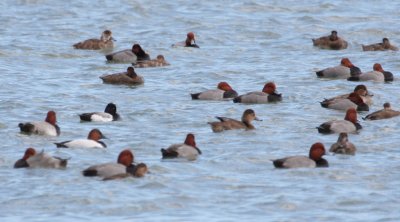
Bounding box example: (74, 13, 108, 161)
(79, 103, 120, 122)
(106, 44, 150, 63)
(100, 66, 144, 85)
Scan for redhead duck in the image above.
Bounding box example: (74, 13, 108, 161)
(208, 109, 261, 132)
(172, 32, 199, 48)
(83, 149, 147, 179)
(161, 133, 201, 161)
(105, 44, 150, 63)
(322, 85, 373, 106)
(329, 133, 356, 155)
(316, 58, 361, 79)
(14, 148, 68, 169)
(273, 143, 328, 168)
(312, 30, 348, 50)
(362, 38, 399, 51)
(18, 111, 60, 136)
(363, 102, 400, 120)
(317, 108, 362, 134)
(54, 128, 107, 148)
(79, 103, 120, 122)
(320, 92, 369, 112)
(233, 82, 282, 104)
(191, 82, 238, 100)
(73, 30, 115, 50)
(134, 55, 170, 68)
(348, 63, 386, 82)
(100, 67, 144, 85)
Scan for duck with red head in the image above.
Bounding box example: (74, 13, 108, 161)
(363, 102, 400, 121)
(100, 66, 144, 85)
(161, 133, 202, 161)
(330, 133, 356, 155)
(172, 32, 200, 48)
(273, 143, 328, 168)
(18, 111, 60, 136)
(320, 84, 373, 107)
(14, 147, 68, 169)
(55, 128, 107, 149)
(208, 109, 261, 132)
(312, 30, 348, 50)
(105, 43, 150, 63)
(316, 58, 361, 79)
(347, 63, 386, 82)
(134, 54, 170, 68)
(73, 30, 115, 50)
(233, 82, 282, 104)
(191, 82, 238, 100)
(320, 92, 369, 112)
(317, 108, 362, 134)
(362, 38, 399, 51)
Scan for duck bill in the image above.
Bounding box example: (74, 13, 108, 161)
(254, 117, 262, 121)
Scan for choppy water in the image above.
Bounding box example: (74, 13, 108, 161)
(0, 0, 399, 221)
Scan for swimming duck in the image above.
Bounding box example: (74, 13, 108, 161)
(347, 63, 386, 82)
(134, 55, 170, 68)
(363, 102, 400, 120)
(105, 44, 150, 63)
(362, 38, 399, 51)
(73, 30, 115, 50)
(317, 108, 362, 134)
(172, 32, 199, 48)
(161, 133, 201, 161)
(14, 148, 68, 168)
(272, 143, 328, 168)
(191, 82, 238, 100)
(320, 92, 369, 111)
(79, 103, 120, 122)
(54, 128, 107, 148)
(321, 85, 373, 106)
(208, 109, 261, 132)
(233, 82, 282, 104)
(100, 67, 144, 85)
(83, 149, 147, 179)
(316, 58, 361, 79)
(18, 111, 60, 136)
(329, 133, 356, 155)
(312, 30, 348, 50)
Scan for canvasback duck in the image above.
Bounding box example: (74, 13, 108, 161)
(105, 44, 150, 63)
(83, 149, 147, 179)
(161, 133, 201, 161)
(362, 38, 399, 51)
(316, 58, 361, 79)
(208, 109, 261, 132)
(14, 148, 68, 169)
(18, 111, 60, 136)
(73, 30, 115, 50)
(233, 82, 282, 104)
(320, 92, 369, 111)
(54, 128, 107, 148)
(100, 67, 144, 85)
(317, 108, 362, 134)
(79, 103, 120, 122)
(312, 30, 348, 50)
(191, 82, 238, 100)
(134, 55, 170, 68)
(321, 85, 373, 106)
(363, 102, 400, 120)
(329, 133, 356, 155)
(348, 63, 386, 82)
(272, 143, 328, 168)
(172, 32, 200, 48)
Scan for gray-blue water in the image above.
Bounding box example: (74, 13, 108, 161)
(0, 0, 399, 221)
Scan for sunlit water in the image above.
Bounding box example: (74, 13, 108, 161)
(0, 0, 399, 221)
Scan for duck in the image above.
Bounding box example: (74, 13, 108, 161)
(100, 66, 144, 85)
(208, 109, 261, 132)
(362, 38, 399, 51)
(233, 82, 282, 104)
(312, 30, 348, 50)
(14, 148, 68, 169)
(316, 58, 362, 79)
(373, 63, 394, 82)
(73, 30, 115, 50)
(172, 32, 199, 48)
(18, 110, 60, 136)
(54, 128, 107, 148)
(329, 133, 356, 155)
(161, 133, 201, 161)
(191, 82, 238, 100)
(363, 102, 400, 120)
(320, 92, 369, 111)
(321, 84, 373, 106)
(105, 44, 150, 63)
(317, 108, 362, 134)
(83, 149, 147, 179)
(134, 55, 170, 68)
(347, 63, 385, 82)
(79, 103, 120, 122)
(272, 143, 328, 168)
